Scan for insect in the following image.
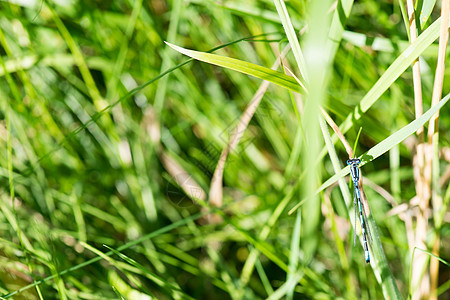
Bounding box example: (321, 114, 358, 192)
(347, 158, 372, 263)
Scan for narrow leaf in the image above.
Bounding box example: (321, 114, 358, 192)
(165, 42, 304, 93)
(419, 0, 437, 28)
(272, 0, 308, 81)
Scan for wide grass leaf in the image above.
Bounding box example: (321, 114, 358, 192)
(165, 42, 304, 94)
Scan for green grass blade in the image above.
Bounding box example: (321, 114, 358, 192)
(367, 214, 403, 299)
(418, 0, 437, 29)
(105, 0, 143, 101)
(298, 0, 334, 265)
(104, 245, 195, 299)
(327, 0, 355, 56)
(272, 0, 308, 81)
(47, 3, 104, 109)
(352, 127, 363, 157)
(286, 211, 301, 300)
(397, 0, 411, 40)
(240, 185, 298, 285)
(165, 42, 304, 93)
(154, 0, 183, 114)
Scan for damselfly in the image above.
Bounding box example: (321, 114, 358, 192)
(347, 158, 372, 263)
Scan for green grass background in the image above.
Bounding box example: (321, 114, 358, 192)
(0, 0, 448, 299)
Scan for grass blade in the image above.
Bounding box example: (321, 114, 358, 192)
(418, 0, 437, 29)
(272, 0, 308, 81)
(165, 42, 304, 93)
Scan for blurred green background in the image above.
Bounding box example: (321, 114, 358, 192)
(0, 0, 448, 299)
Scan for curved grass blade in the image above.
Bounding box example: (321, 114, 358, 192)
(165, 42, 304, 94)
(289, 92, 450, 214)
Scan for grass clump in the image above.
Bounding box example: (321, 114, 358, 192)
(0, 0, 448, 299)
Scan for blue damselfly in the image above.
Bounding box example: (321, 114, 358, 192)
(347, 158, 372, 263)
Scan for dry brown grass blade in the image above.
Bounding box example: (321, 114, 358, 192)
(405, 0, 428, 295)
(208, 45, 291, 207)
(363, 177, 397, 207)
(412, 1, 450, 299)
(161, 152, 207, 203)
(320, 107, 353, 158)
(147, 94, 212, 221)
(406, 0, 426, 250)
(143, 103, 208, 209)
(429, 1, 449, 298)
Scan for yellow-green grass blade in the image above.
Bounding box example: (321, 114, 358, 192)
(165, 42, 304, 94)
